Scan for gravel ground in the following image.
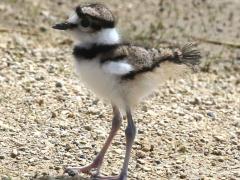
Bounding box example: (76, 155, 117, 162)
(0, 0, 240, 179)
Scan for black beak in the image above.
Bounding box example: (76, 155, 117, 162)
(52, 22, 77, 30)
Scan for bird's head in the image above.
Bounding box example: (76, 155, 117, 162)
(53, 3, 120, 45)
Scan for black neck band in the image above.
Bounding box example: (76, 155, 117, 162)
(73, 43, 119, 59)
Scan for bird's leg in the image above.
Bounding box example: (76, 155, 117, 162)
(119, 108, 136, 179)
(64, 104, 122, 176)
(94, 107, 136, 180)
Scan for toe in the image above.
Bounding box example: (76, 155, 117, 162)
(64, 168, 77, 176)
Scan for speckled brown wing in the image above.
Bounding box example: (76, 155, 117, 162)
(123, 45, 154, 70)
(100, 44, 154, 69)
(118, 43, 200, 79)
(100, 43, 201, 79)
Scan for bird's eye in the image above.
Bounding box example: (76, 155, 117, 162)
(80, 18, 90, 28)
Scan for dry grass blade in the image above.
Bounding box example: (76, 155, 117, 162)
(188, 35, 240, 48)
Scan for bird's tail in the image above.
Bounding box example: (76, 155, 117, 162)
(159, 43, 201, 70)
(178, 43, 201, 67)
(146, 43, 201, 82)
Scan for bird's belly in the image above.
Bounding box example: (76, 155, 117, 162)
(75, 60, 119, 100)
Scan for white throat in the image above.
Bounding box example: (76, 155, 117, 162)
(74, 28, 121, 46)
(96, 28, 120, 45)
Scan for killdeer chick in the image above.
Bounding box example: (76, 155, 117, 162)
(53, 3, 201, 180)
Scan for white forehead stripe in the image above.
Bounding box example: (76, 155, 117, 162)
(68, 12, 79, 23)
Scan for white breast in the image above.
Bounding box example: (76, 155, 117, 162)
(76, 59, 112, 94)
(75, 59, 129, 108)
(75, 58, 180, 112)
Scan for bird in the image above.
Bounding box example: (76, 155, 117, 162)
(52, 3, 201, 180)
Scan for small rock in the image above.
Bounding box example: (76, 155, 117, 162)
(178, 145, 187, 153)
(207, 112, 215, 118)
(88, 107, 100, 115)
(142, 166, 151, 172)
(0, 155, 5, 159)
(212, 150, 223, 156)
(136, 150, 146, 158)
(84, 125, 92, 131)
(55, 81, 63, 88)
(155, 160, 161, 164)
(213, 135, 225, 142)
(190, 97, 201, 105)
(218, 157, 224, 162)
(147, 110, 158, 117)
(29, 158, 35, 163)
(137, 159, 146, 165)
(51, 112, 57, 118)
(113, 149, 122, 154)
(194, 113, 204, 121)
(11, 149, 19, 158)
(37, 99, 44, 106)
(35, 75, 44, 81)
(47, 65, 55, 73)
(65, 143, 72, 151)
(142, 144, 151, 152)
(141, 105, 148, 112)
(54, 166, 61, 170)
(43, 156, 50, 160)
(39, 26, 47, 32)
(180, 173, 187, 179)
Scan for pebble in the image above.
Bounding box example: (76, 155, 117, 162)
(178, 145, 187, 153)
(10, 149, 19, 158)
(213, 135, 225, 142)
(43, 156, 50, 160)
(137, 159, 146, 165)
(51, 111, 57, 118)
(54, 166, 61, 170)
(207, 112, 215, 118)
(180, 173, 187, 179)
(142, 144, 151, 152)
(190, 97, 201, 105)
(35, 75, 44, 81)
(65, 143, 72, 151)
(136, 151, 146, 158)
(84, 125, 92, 131)
(142, 166, 151, 172)
(55, 81, 63, 88)
(88, 107, 101, 115)
(141, 105, 148, 112)
(47, 65, 55, 73)
(113, 149, 122, 154)
(212, 150, 223, 156)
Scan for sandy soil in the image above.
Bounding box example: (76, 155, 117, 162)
(0, 0, 239, 179)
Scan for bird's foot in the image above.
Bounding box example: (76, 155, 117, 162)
(64, 164, 100, 177)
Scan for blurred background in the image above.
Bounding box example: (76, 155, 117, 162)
(0, 0, 239, 179)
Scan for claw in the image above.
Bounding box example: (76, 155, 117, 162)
(64, 164, 99, 177)
(64, 169, 77, 176)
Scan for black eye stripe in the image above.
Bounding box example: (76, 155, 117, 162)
(81, 18, 90, 27)
(91, 23, 101, 30)
(68, 23, 78, 29)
